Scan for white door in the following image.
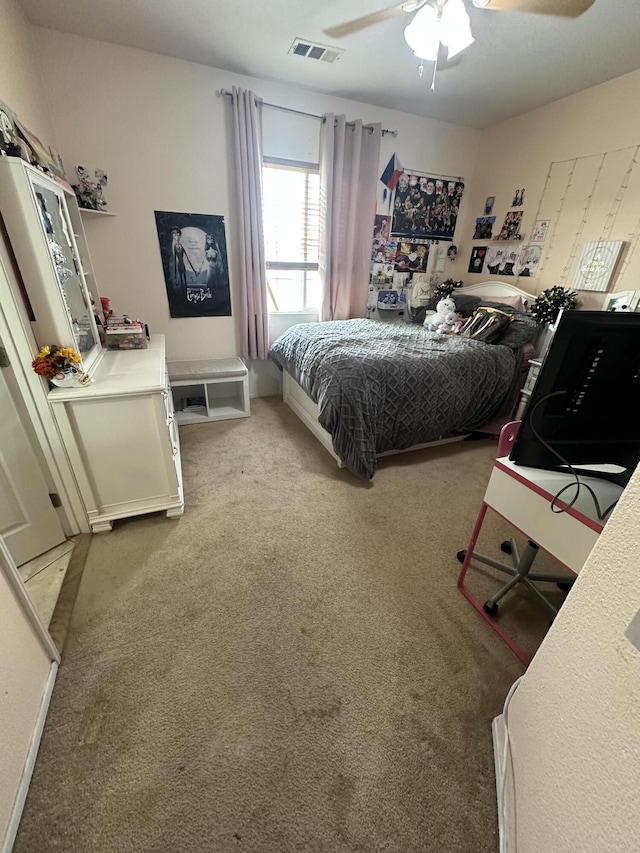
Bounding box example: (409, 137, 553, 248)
(0, 534, 58, 851)
(0, 350, 65, 566)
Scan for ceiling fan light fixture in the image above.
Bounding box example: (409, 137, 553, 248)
(404, 0, 474, 64)
(404, 5, 440, 61)
(440, 0, 474, 58)
(445, 29, 474, 59)
(471, 0, 491, 7)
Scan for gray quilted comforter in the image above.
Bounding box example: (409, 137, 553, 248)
(269, 319, 529, 479)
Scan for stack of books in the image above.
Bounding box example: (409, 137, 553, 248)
(102, 317, 148, 350)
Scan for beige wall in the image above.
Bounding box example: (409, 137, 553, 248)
(452, 68, 640, 306)
(459, 72, 640, 843)
(0, 0, 54, 146)
(504, 467, 640, 852)
(32, 28, 480, 388)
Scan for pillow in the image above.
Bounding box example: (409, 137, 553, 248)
(408, 290, 532, 324)
(410, 293, 481, 323)
(421, 292, 529, 315)
(501, 315, 538, 348)
(484, 294, 531, 312)
(459, 293, 533, 314)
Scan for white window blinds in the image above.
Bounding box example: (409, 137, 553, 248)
(263, 163, 320, 268)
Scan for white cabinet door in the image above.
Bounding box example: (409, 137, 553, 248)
(0, 157, 102, 373)
(0, 355, 65, 566)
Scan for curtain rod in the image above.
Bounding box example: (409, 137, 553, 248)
(217, 89, 398, 137)
(406, 167, 465, 183)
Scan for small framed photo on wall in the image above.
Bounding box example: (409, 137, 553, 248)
(530, 219, 550, 243)
(468, 246, 487, 273)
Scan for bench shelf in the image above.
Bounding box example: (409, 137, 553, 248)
(166, 358, 250, 424)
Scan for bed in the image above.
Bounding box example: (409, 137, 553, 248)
(269, 282, 539, 479)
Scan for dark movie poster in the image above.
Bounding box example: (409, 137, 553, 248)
(391, 172, 464, 241)
(154, 210, 231, 318)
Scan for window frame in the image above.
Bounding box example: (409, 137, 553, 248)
(262, 157, 321, 313)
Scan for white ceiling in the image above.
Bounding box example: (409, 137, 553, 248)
(19, 0, 640, 128)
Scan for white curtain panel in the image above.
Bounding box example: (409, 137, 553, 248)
(319, 114, 382, 321)
(231, 87, 269, 360)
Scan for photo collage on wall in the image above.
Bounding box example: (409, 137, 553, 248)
(371, 214, 398, 281)
(392, 172, 464, 241)
(468, 185, 547, 278)
(370, 163, 465, 310)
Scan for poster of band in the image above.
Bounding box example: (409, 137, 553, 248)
(154, 210, 231, 318)
(391, 171, 464, 241)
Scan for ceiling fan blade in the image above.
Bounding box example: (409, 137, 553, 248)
(474, 0, 595, 16)
(324, 2, 423, 39)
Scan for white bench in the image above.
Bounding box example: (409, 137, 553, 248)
(166, 357, 250, 424)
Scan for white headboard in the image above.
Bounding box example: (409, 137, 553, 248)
(462, 280, 537, 306)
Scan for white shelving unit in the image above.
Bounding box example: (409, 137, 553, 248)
(0, 157, 103, 373)
(167, 358, 250, 424)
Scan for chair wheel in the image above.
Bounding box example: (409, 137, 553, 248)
(500, 541, 512, 554)
(557, 581, 573, 592)
(483, 600, 499, 616)
(456, 549, 466, 563)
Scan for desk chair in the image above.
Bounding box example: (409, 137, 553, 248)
(457, 420, 577, 665)
(457, 421, 574, 619)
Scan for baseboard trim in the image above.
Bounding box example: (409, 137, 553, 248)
(48, 533, 91, 655)
(2, 662, 58, 853)
(492, 713, 511, 853)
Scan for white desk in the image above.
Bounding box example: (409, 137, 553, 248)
(458, 430, 622, 665)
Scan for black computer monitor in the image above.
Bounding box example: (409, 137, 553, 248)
(510, 309, 640, 486)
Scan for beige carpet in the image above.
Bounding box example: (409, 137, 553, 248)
(15, 397, 563, 853)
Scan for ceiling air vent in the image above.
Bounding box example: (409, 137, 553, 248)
(289, 39, 344, 64)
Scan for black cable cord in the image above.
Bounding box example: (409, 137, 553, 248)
(528, 390, 620, 521)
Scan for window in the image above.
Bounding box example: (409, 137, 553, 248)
(262, 159, 321, 312)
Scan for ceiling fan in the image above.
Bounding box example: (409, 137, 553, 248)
(324, 0, 596, 40)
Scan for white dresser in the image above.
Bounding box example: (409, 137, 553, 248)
(49, 336, 184, 532)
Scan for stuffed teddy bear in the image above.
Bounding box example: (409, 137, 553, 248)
(440, 310, 465, 335)
(424, 296, 456, 332)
